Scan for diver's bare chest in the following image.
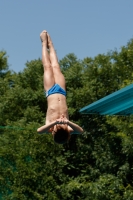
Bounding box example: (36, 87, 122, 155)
(47, 105, 68, 115)
(47, 103, 68, 121)
(46, 94, 68, 120)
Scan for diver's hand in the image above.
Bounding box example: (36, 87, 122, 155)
(61, 114, 69, 124)
(56, 114, 68, 124)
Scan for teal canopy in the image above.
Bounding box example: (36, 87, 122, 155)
(80, 84, 133, 116)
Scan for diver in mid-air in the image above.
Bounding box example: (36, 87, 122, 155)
(37, 30, 83, 144)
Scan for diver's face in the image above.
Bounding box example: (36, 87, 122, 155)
(52, 124, 68, 136)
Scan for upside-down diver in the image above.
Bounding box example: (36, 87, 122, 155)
(37, 30, 83, 144)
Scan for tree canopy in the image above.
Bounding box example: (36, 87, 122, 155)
(0, 39, 133, 199)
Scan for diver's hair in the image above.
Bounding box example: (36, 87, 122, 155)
(53, 127, 70, 144)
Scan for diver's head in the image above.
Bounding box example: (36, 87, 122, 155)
(52, 124, 71, 144)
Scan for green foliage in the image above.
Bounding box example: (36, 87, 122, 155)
(0, 38, 133, 199)
(0, 51, 9, 76)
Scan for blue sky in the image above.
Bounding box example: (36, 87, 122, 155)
(0, 0, 133, 73)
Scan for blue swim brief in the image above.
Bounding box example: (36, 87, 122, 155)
(45, 84, 66, 97)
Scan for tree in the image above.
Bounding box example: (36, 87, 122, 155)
(0, 38, 133, 199)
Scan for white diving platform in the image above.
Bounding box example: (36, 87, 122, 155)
(80, 84, 133, 116)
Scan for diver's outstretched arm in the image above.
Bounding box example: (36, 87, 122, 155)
(37, 121, 56, 134)
(67, 120, 83, 134)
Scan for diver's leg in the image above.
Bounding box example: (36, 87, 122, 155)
(40, 30, 55, 91)
(47, 32, 66, 90)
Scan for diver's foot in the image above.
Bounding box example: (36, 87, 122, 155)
(47, 32, 54, 49)
(40, 30, 48, 47)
